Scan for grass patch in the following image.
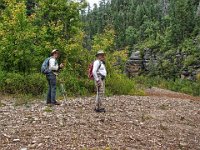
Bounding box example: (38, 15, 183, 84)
(0, 101, 5, 107)
(134, 76, 200, 96)
(141, 114, 153, 122)
(14, 94, 35, 106)
(43, 106, 53, 112)
(160, 124, 168, 131)
(106, 73, 145, 96)
(159, 104, 169, 110)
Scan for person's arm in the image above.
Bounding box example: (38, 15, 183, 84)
(49, 58, 59, 71)
(92, 60, 101, 81)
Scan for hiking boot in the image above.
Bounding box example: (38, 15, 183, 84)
(94, 108, 106, 113)
(94, 108, 100, 112)
(52, 102, 61, 105)
(99, 108, 106, 113)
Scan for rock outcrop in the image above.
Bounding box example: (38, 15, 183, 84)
(125, 50, 200, 80)
(125, 51, 143, 77)
(125, 50, 157, 77)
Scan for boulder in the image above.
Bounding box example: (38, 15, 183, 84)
(130, 51, 141, 60)
(125, 51, 143, 77)
(125, 50, 159, 77)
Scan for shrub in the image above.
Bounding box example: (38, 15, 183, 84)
(106, 73, 137, 95)
(1, 73, 25, 94)
(14, 94, 34, 106)
(0, 73, 46, 95)
(0, 69, 6, 88)
(134, 76, 200, 96)
(24, 74, 47, 96)
(58, 70, 94, 97)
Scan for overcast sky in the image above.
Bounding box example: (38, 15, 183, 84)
(87, 0, 100, 7)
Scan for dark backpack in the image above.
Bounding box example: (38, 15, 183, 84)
(88, 61, 101, 80)
(41, 57, 51, 74)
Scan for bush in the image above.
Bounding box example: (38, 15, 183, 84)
(106, 73, 143, 95)
(1, 73, 25, 94)
(134, 76, 200, 96)
(1, 72, 198, 98)
(0, 73, 46, 95)
(0, 69, 6, 88)
(58, 70, 94, 97)
(24, 74, 47, 95)
(169, 79, 200, 96)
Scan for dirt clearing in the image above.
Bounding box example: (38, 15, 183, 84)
(0, 93, 200, 149)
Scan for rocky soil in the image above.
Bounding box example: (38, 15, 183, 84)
(0, 89, 200, 150)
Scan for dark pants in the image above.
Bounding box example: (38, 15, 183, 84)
(46, 73, 57, 104)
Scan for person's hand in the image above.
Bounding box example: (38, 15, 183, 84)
(97, 80, 101, 87)
(59, 63, 64, 68)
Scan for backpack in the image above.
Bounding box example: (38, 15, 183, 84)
(88, 60, 101, 80)
(41, 57, 51, 74)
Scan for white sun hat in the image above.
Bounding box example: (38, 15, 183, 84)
(51, 49, 59, 55)
(96, 50, 105, 56)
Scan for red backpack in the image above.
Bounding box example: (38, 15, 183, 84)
(88, 61, 101, 80)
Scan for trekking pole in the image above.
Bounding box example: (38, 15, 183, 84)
(97, 84, 100, 110)
(60, 83, 67, 102)
(57, 59, 67, 103)
(58, 77, 67, 103)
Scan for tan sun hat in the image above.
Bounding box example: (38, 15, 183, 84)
(96, 50, 105, 56)
(51, 49, 59, 55)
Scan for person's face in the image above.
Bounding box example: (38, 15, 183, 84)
(98, 54, 105, 61)
(53, 52, 60, 59)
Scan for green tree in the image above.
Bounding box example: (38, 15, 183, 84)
(0, 0, 36, 73)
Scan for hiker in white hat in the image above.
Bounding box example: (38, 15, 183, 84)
(92, 50, 107, 112)
(43, 49, 64, 105)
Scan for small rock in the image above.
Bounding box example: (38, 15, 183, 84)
(180, 116, 185, 121)
(44, 136, 50, 139)
(180, 142, 188, 147)
(3, 133, 11, 138)
(13, 139, 20, 142)
(38, 143, 43, 147)
(21, 148, 27, 150)
(34, 117, 39, 121)
(29, 144, 36, 148)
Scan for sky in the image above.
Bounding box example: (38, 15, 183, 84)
(87, 0, 100, 7)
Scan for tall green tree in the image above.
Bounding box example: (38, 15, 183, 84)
(0, 0, 36, 73)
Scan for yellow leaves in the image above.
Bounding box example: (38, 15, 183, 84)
(92, 27, 115, 53)
(113, 48, 129, 61)
(2, 0, 31, 30)
(69, 30, 84, 44)
(43, 41, 52, 50)
(28, 13, 36, 22)
(196, 72, 200, 81)
(0, 23, 5, 37)
(47, 21, 63, 33)
(0, 31, 4, 37)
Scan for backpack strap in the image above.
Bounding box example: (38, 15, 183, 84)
(97, 60, 102, 72)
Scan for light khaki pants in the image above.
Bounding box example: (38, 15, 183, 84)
(95, 76, 105, 109)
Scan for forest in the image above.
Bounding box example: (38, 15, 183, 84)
(0, 0, 200, 97)
(84, 0, 200, 77)
(1, 1, 200, 149)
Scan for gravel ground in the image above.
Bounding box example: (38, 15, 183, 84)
(146, 87, 200, 101)
(0, 90, 200, 150)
